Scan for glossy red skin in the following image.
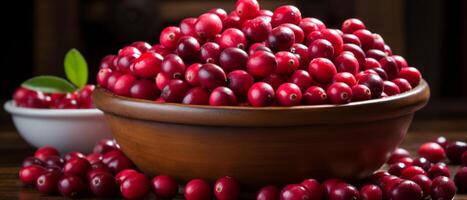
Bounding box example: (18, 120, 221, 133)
(247, 51, 277, 78)
(43, 155, 64, 168)
(357, 73, 384, 99)
(219, 47, 248, 73)
(116, 53, 139, 74)
(329, 183, 360, 200)
(303, 86, 327, 105)
(341, 18, 366, 34)
(290, 70, 312, 91)
(34, 146, 59, 162)
(118, 46, 141, 57)
(113, 74, 136, 97)
(351, 84, 371, 102)
(209, 87, 237, 106)
(63, 157, 91, 177)
(106, 71, 123, 92)
(89, 172, 116, 197)
(428, 163, 451, 179)
(280, 23, 304, 43)
(93, 139, 119, 154)
(161, 54, 186, 79)
(120, 173, 150, 199)
(321, 29, 344, 57)
(299, 19, 320, 38)
(430, 176, 456, 200)
(271, 5, 302, 27)
(392, 55, 408, 70)
(131, 41, 152, 53)
(342, 34, 362, 47)
(200, 42, 221, 64)
(418, 142, 446, 163)
(410, 174, 432, 197)
(198, 63, 227, 89)
(58, 175, 88, 198)
(276, 83, 302, 106)
(184, 179, 212, 200)
(399, 67, 422, 88)
(160, 26, 181, 49)
(248, 82, 275, 107)
(214, 176, 240, 200)
(182, 87, 210, 105)
(322, 179, 344, 197)
(383, 81, 401, 96)
(372, 34, 385, 51)
(115, 169, 139, 186)
(343, 43, 366, 68)
(326, 82, 352, 104)
(455, 167, 467, 193)
(99, 55, 116, 69)
(308, 39, 334, 59)
(36, 171, 61, 194)
(261, 74, 286, 90)
(379, 56, 400, 80)
(388, 162, 408, 177)
(280, 184, 311, 200)
(209, 8, 228, 21)
(335, 52, 359, 75)
(19, 165, 46, 185)
(275, 51, 299, 75)
(22, 157, 45, 168)
(218, 28, 247, 50)
(97, 68, 113, 88)
(387, 148, 411, 164)
(353, 29, 374, 50)
(87, 167, 111, 181)
(235, 0, 260, 20)
(412, 157, 433, 172)
(360, 184, 382, 200)
(446, 141, 467, 164)
(152, 175, 179, 199)
(333, 72, 356, 87)
(300, 179, 323, 200)
(175, 36, 201, 61)
(180, 17, 198, 37)
(388, 180, 423, 200)
(392, 78, 412, 93)
(256, 185, 280, 200)
(267, 26, 295, 52)
(195, 13, 223, 38)
(290, 43, 309, 68)
(130, 79, 160, 100)
(308, 58, 337, 84)
(227, 70, 254, 97)
(223, 16, 243, 30)
(150, 44, 171, 56)
(400, 166, 427, 179)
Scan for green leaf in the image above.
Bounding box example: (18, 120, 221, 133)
(64, 48, 88, 88)
(21, 76, 77, 93)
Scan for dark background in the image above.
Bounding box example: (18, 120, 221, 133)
(1, 0, 466, 121)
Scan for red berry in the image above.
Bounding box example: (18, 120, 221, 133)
(152, 175, 178, 199)
(392, 55, 408, 70)
(131, 41, 152, 53)
(276, 83, 302, 106)
(290, 70, 312, 91)
(22, 157, 45, 168)
(271, 5, 302, 27)
(214, 176, 240, 200)
(256, 185, 280, 200)
(209, 8, 228, 21)
(248, 82, 275, 107)
(320, 29, 344, 56)
(160, 26, 181, 49)
(36, 171, 60, 194)
(392, 78, 412, 93)
(184, 179, 212, 200)
(268, 26, 295, 52)
(383, 81, 400, 96)
(280, 184, 311, 200)
(342, 34, 361, 47)
(333, 72, 356, 87)
(43, 155, 64, 168)
(93, 139, 119, 154)
(387, 148, 411, 164)
(379, 56, 400, 80)
(34, 146, 59, 162)
(413, 157, 433, 172)
(218, 28, 247, 49)
(308, 39, 334, 59)
(326, 82, 352, 104)
(290, 43, 310, 68)
(397, 157, 415, 167)
(227, 70, 254, 97)
(247, 51, 277, 78)
(303, 86, 327, 105)
(363, 58, 381, 70)
(430, 176, 456, 200)
(322, 179, 344, 197)
(198, 63, 227, 89)
(120, 173, 150, 199)
(360, 184, 382, 200)
(195, 13, 223, 38)
(185, 63, 203, 87)
(384, 45, 393, 55)
(329, 183, 359, 200)
(117, 54, 139, 74)
(418, 142, 446, 163)
(182, 87, 210, 105)
(308, 58, 337, 83)
(366, 49, 386, 61)
(63, 157, 91, 177)
(343, 43, 366, 68)
(410, 174, 432, 197)
(242, 16, 272, 42)
(115, 169, 139, 185)
(113, 74, 136, 97)
(399, 67, 422, 88)
(351, 84, 371, 102)
(455, 167, 467, 193)
(353, 29, 374, 50)
(209, 87, 237, 106)
(119, 46, 141, 57)
(280, 23, 305, 44)
(400, 166, 427, 179)
(19, 165, 45, 186)
(261, 74, 286, 90)
(200, 42, 221, 64)
(58, 175, 87, 198)
(342, 18, 365, 34)
(89, 172, 116, 197)
(97, 68, 113, 88)
(301, 179, 323, 200)
(161, 80, 191, 103)
(180, 17, 198, 37)
(106, 71, 123, 92)
(446, 141, 467, 164)
(99, 54, 116, 69)
(223, 15, 242, 30)
(388, 180, 423, 200)
(433, 136, 449, 149)
(235, 0, 260, 20)
(161, 54, 186, 79)
(357, 73, 383, 98)
(87, 167, 111, 181)
(428, 163, 451, 179)
(219, 47, 249, 73)
(275, 51, 299, 74)
(372, 34, 385, 51)
(176, 36, 201, 61)
(130, 79, 160, 100)
(150, 44, 171, 56)
(388, 162, 408, 177)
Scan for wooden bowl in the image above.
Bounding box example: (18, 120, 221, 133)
(93, 80, 430, 188)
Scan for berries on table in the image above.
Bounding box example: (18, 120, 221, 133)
(185, 179, 212, 200)
(152, 175, 179, 199)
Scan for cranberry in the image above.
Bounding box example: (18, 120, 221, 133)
(248, 82, 275, 107)
(209, 8, 228, 21)
(413, 157, 433, 172)
(397, 157, 415, 166)
(303, 86, 327, 105)
(198, 63, 227, 89)
(113, 74, 137, 97)
(89, 172, 116, 197)
(301, 179, 323, 200)
(184, 179, 212, 200)
(196, 13, 223, 38)
(353, 29, 374, 50)
(326, 82, 352, 104)
(242, 16, 272, 42)
(150, 44, 172, 56)
(235, 0, 260, 20)
(384, 45, 393, 55)
(388, 180, 423, 200)
(93, 139, 119, 154)
(36, 171, 60, 194)
(379, 56, 400, 80)
(280, 23, 305, 44)
(303, 17, 326, 30)
(115, 169, 139, 185)
(280, 184, 310, 200)
(249, 43, 272, 55)
(342, 18, 365, 34)
(87, 167, 111, 181)
(333, 72, 356, 87)
(223, 15, 242, 30)
(106, 71, 122, 92)
(360, 184, 382, 200)
(259, 9, 273, 17)
(116, 53, 139, 74)
(58, 175, 88, 197)
(372, 34, 385, 51)
(214, 176, 240, 200)
(446, 141, 467, 164)
(410, 174, 432, 197)
(290, 43, 309, 68)
(22, 156, 45, 168)
(308, 58, 337, 83)
(209, 87, 237, 106)
(179, 17, 198, 37)
(428, 163, 451, 179)
(34, 146, 59, 161)
(77, 84, 94, 108)
(290, 70, 312, 91)
(256, 185, 280, 200)
(388, 148, 411, 164)
(119, 46, 141, 57)
(130, 79, 160, 100)
(131, 41, 151, 53)
(218, 28, 247, 49)
(99, 55, 116, 69)
(200, 42, 221, 64)
(276, 83, 302, 106)
(227, 70, 254, 97)
(391, 55, 408, 69)
(343, 43, 365, 67)
(183, 87, 210, 105)
(381, 81, 400, 96)
(342, 34, 361, 47)
(161, 79, 191, 103)
(175, 36, 200, 61)
(54, 96, 79, 109)
(379, 175, 403, 195)
(366, 49, 386, 61)
(120, 173, 150, 199)
(328, 183, 359, 200)
(399, 67, 422, 87)
(388, 162, 408, 177)
(275, 51, 299, 74)
(319, 29, 344, 56)
(43, 155, 64, 168)
(351, 84, 371, 102)
(185, 63, 202, 86)
(63, 157, 91, 177)
(357, 73, 383, 98)
(454, 167, 467, 193)
(247, 51, 277, 78)
(417, 142, 446, 163)
(400, 166, 427, 179)
(19, 165, 46, 185)
(363, 58, 382, 70)
(160, 26, 181, 49)
(262, 74, 286, 90)
(430, 176, 456, 200)
(219, 47, 248, 73)
(271, 5, 302, 27)
(131, 52, 163, 78)
(161, 54, 186, 79)
(151, 175, 178, 199)
(368, 171, 390, 185)
(392, 78, 412, 93)
(322, 179, 345, 196)
(308, 39, 334, 59)
(267, 26, 295, 52)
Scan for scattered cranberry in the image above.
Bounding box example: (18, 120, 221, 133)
(455, 167, 467, 193)
(446, 141, 467, 164)
(36, 171, 60, 194)
(418, 142, 446, 163)
(359, 184, 382, 200)
(93, 139, 119, 154)
(410, 174, 432, 197)
(152, 175, 178, 199)
(89, 172, 116, 197)
(400, 166, 427, 179)
(22, 156, 45, 168)
(64, 151, 85, 161)
(120, 173, 150, 199)
(428, 163, 451, 179)
(388, 162, 407, 177)
(329, 183, 359, 200)
(430, 176, 456, 200)
(115, 169, 139, 185)
(256, 185, 280, 200)
(433, 136, 449, 149)
(34, 146, 59, 162)
(280, 184, 311, 200)
(412, 157, 433, 172)
(214, 176, 240, 200)
(58, 175, 88, 198)
(63, 157, 91, 177)
(19, 165, 46, 186)
(322, 179, 344, 197)
(388, 180, 423, 200)
(387, 148, 411, 165)
(185, 179, 212, 200)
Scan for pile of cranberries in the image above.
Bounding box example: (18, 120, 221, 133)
(19, 136, 466, 199)
(96, 0, 422, 106)
(12, 85, 95, 109)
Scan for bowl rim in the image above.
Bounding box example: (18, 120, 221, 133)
(93, 80, 430, 126)
(4, 100, 104, 118)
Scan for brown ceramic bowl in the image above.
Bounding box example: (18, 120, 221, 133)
(93, 80, 430, 188)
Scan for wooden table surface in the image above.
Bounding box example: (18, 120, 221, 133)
(1, 118, 467, 199)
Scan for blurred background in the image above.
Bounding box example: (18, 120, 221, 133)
(1, 0, 466, 129)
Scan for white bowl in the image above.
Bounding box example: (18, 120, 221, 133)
(4, 100, 112, 154)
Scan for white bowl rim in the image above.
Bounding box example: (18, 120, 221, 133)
(4, 100, 104, 118)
